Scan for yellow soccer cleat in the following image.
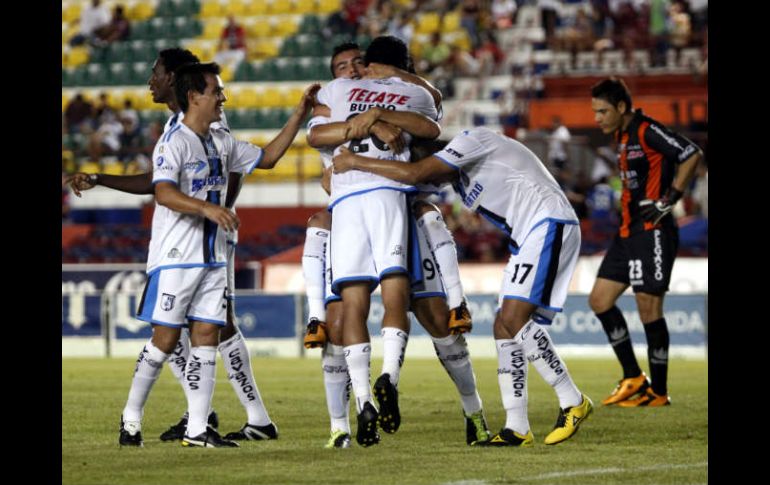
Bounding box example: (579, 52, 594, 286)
(601, 372, 650, 405)
(617, 387, 671, 407)
(448, 301, 473, 334)
(474, 428, 534, 447)
(544, 394, 593, 445)
(303, 318, 328, 349)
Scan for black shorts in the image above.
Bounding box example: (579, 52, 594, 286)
(597, 227, 679, 295)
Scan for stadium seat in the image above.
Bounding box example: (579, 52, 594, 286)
(131, 62, 152, 85)
(273, 16, 300, 37)
(131, 41, 156, 63)
(103, 161, 126, 175)
(130, 21, 153, 41)
(108, 63, 131, 86)
(295, 0, 317, 14)
(600, 50, 627, 73)
(179, 0, 202, 16)
(280, 37, 301, 57)
(154, 0, 176, 17)
(268, 0, 293, 15)
(260, 86, 286, 108)
(415, 13, 441, 34)
(245, 0, 268, 15)
(575, 51, 599, 71)
(317, 0, 342, 14)
(442, 11, 461, 32)
(129, 1, 156, 21)
(109, 42, 134, 64)
(298, 15, 321, 34)
(246, 17, 273, 38)
(202, 18, 226, 40)
(199, 0, 223, 18)
(234, 60, 258, 81)
(62, 2, 81, 24)
(296, 34, 324, 57)
(85, 64, 109, 86)
(79, 161, 102, 174)
(68, 46, 91, 68)
(223, 0, 248, 16)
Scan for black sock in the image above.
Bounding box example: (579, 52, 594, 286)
(643, 318, 669, 395)
(597, 306, 642, 379)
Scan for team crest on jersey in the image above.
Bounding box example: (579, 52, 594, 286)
(156, 156, 165, 167)
(167, 248, 181, 258)
(161, 293, 176, 311)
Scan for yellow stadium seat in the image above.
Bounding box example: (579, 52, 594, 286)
(201, 19, 226, 40)
(248, 39, 279, 59)
(268, 0, 293, 15)
(79, 161, 102, 174)
(442, 11, 461, 32)
(237, 87, 261, 109)
(223, 0, 247, 16)
(260, 87, 286, 108)
(416, 13, 441, 34)
(246, 1, 269, 16)
(220, 64, 234, 82)
(301, 155, 323, 178)
(393, 0, 412, 7)
(199, 0, 223, 18)
(317, 0, 341, 14)
(450, 31, 471, 51)
(186, 41, 215, 62)
(283, 86, 304, 106)
(68, 46, 90, 67)
(129, 0, 155, 21)
(62, 3, 81, 24)
(247, 18, 273, 38)
(62, 92, 72, 112)
(272, 16, 299, 36)
(103, 162, 125, 176)
(248, 134, 269, 146)
(294, 0, 317, 14)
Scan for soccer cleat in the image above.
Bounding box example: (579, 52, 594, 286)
(544, 394, 593, 445)
(119, 417, 144, 447)
(325, 429, 352, 449)
(602, 372, 651, 405)
(303, 318, 328, 349)
(160, 411, 219, 441)
(617, 387, 671, 407)
(464, 409, 491, 445)
(355, 402, 381, 447)
(182, 426, 239, 448)
(224, 422, 279, 441)
(448, 301, 473, 335)
(374, 373, 400, 433)
(474, 428, 534, 447)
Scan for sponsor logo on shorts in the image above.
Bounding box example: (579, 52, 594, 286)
(653, 229, 664, 281)
(391, 245, 404, 256)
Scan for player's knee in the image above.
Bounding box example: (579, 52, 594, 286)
(307, 210, 331, 230)
(412, 199, 439, 219)
(588, 290, 612, 313)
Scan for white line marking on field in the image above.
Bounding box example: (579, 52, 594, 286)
(522, 461, 708, 481)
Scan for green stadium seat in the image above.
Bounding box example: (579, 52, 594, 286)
(278, 59, 302, 81)
(108, 42, 134, 64)
(131, 41, 156, 63)
(234, 61, 258, 82)
(108, 63, 132, 85)
(90, 45, 112, 65)
(310, 57, 332, 81)
(297, 35, 324, 57)
(280, 37, 301, 57)
(179, 0, 201, 16)
(298, 15, 321, 34)
(255, 59, 280, 81)
(155, 0, 175, 17)
(131, 62, 151, 85)
(130, 21, 153, 41)
(85, 64, 109, 86)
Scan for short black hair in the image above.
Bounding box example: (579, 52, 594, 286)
(158, 48, 200, 74)
(174, 62, 221, 113)
(330, 42, 361, 77)
(364, 35, 408, 71)
(410, 138, 449, 162)
(591, 78, 633, 112)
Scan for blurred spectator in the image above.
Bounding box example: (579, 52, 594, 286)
(689, 0, 707, 36)
(473, 30, 505, 76)
(214, 16, 247, 72)
(418, 32, 452, 74)
(611, 1, 647, 64)
(96, 4, 131, 45)
(324, 0, 368, 40)
(648, 0, 669, 67)
(387, 10, 414, 45)
(69, 0, 111, 47)
(491, 0, 517, 29)
(118, 114, 142, 164)
(119, 99, 139, 128)
(64, 93, 95, 134)
(586, 175, 619, 234)
(668, 1, 692, 49)
(460, 0, 482, 48)
(88, 111, 124, 163)
(547, 116, 571, 173)
(557, 7, 594, 53)
(539, 0, 561, 45)
(94, 92, 114, 120)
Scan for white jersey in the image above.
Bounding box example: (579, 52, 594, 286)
(147, 121, 262, 274)
(316, 76, 438, 208)
(164, 110, 230, 133)
(435, 127, 577, 251)
(307, 115, 334, 169)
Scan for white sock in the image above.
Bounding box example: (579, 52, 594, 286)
(323, 343, 351, 433)
(418, 211, 464, 309)
(516, 321, 582, 409)
(218, 329, 271, 426)
(380, 327, 408, 386)
(432, 334, 482, 414)
(122, 341, 168, 424)
(166, 327, 192, 411)
(495, 339, 530, 435)
(184, 346, 217, 437)
(303, 227, 329, 322)
(343, 342, 373, 413)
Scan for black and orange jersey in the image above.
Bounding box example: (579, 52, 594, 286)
(615, 109, 700, 237)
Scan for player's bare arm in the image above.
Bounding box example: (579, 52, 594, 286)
(66, 172, 154, 197)
(260, 83, 321, 169)
(332, 146, 455, 186)
(154, 181, 240, 231)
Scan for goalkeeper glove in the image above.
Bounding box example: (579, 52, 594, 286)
(638, 187, 683, 225)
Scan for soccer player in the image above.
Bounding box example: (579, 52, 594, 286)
(588, 78, 702, 407)
(70, 53, 319, 446)
(332, 127, 594, 446)
(303, 43, 488, 448)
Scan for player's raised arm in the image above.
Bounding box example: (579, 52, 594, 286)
(260, 83, 321, 169)
(332, 146, 454, 186)
(66, 172, 154, 197)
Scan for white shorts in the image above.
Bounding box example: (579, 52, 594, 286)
(497, 219, 580, 321)
(409, 211, 445, 299)
(330, 189, 409, 295)
(137, 266, 228, 327)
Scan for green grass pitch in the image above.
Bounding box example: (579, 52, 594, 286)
(62, 356, 707, 485)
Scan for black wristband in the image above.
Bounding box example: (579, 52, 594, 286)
(89, 173, 100, 186)
(666, 187, 683, 204)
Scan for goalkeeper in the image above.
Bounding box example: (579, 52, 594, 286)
(588, 77, 703, 407)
